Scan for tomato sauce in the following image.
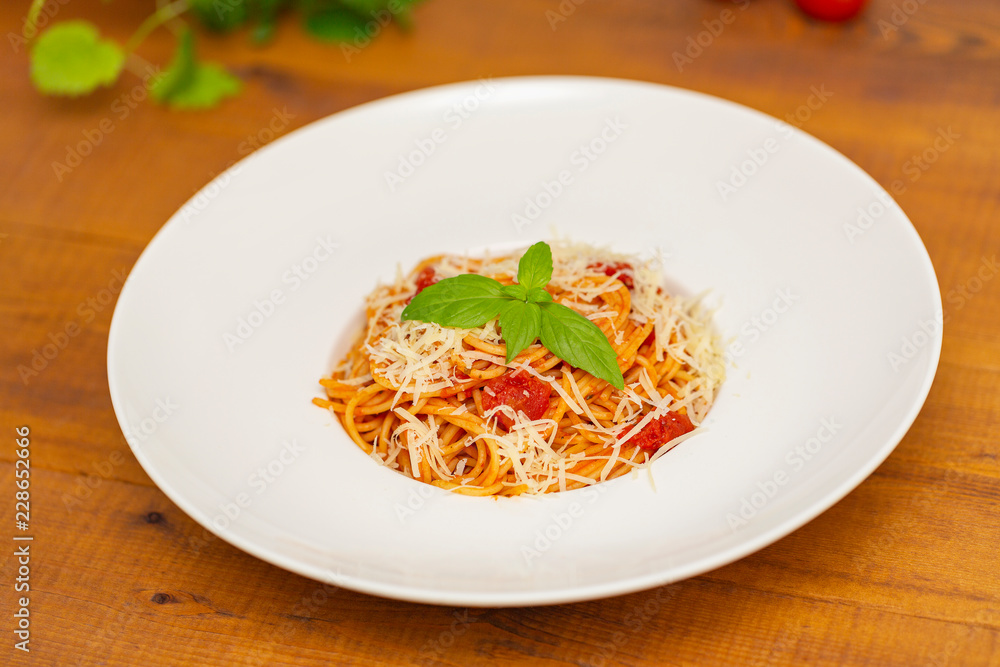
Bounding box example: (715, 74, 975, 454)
(482, 370, 552, 430)
(627, 411, 694, 450)
(588, 261, 635, 290)
(404, 267, 439, 304)
(414, 267, 438, 295)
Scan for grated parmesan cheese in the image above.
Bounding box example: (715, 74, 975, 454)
(339, 240, 725, 494)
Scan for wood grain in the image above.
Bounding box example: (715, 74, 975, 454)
(2, 0, 999, 665)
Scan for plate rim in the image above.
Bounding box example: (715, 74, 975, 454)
(107, 75, 944, 606)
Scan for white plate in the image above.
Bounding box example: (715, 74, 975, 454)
(108, 77, 942, 606)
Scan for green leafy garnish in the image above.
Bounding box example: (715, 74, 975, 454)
(26, 0, 46, 39)
(150, 29, 241, 109)
(251, 0, 286, 43)
(516, 241, 553, 291)
(498, 300, 542, 364)
(501, 283, 528, 301)
(303, 6, 370, 41)
(538, 302, 625, 390)
(29, 21, 125, 96)
(401, 273, 508, 328)
(25, 0, 426, 108)
(400, 242, 625, 389)
(188, 0, 250, 32)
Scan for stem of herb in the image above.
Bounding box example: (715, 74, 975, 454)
(124, 0, 190, 54)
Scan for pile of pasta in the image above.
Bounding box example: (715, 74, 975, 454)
(314, 242, 724, 496)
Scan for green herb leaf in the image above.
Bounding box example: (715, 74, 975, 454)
(30, 21, 124, 96)
(539, 302, 624, 389)
(161, 62, 241, 108)
(148, 29, 195, 102)
(501, 284, 528, 301)
(341, 0, 391, 12)
(303, 7, 368, 42)
(526, 287, 552, 303)
(517, 241, 554, 291)
(26, 0, 46, 40)
(249, 0, 288, 43)
(150, 29, 241, 110)
(498, 301, 541, 363)
(400, 242, 624, 388)
(251, 21, 277, 44)
(188, 0, 249, 32)
(339, 0, 423, 23)
(401, 274, 508, 328)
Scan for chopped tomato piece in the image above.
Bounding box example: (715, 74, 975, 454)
(482, 370, 551, 430)
(588, 261, 635, 290)
(795, 0, 867, 22)
(626, 411, 694, 450)
(414, 267, 438, 295)
(405, 267, 439, 304)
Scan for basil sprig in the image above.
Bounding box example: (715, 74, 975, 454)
(400, 242, 625, 389)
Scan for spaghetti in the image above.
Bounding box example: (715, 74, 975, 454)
(313, 241, 725, 496)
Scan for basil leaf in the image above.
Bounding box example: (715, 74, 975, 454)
(539, 303, 624, 389)
(502, 283, 528, 301)
(30, 21, 125, 96)
(517, 241, 553, 291)
(401, 274, 509, 328)
(150, 30, 241, 110)
(498, 301, 541, 363)
(302, 7, 368, 42)
(189, 0, 248, 32)
(526, 287, 552, 303)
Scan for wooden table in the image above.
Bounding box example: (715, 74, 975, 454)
(3, 0, 999, 664)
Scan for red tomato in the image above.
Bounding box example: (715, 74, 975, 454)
(626, 411, 694, 451)
(482, 370, 552, 430)
(794, 0, 867, 21)
(414, 267, 438, 295)
(405, 267, 438, 304)
(588, 262, 635, 290)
